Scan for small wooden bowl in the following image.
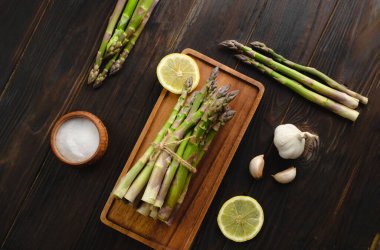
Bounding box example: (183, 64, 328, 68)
(50, 111, 108, 166)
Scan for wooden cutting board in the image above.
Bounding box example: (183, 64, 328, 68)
(101, 49, 265, 250)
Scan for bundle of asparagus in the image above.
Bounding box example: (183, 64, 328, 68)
(112, 68, 239, 223)
(88, 0, 159, 88)
(220, 40, 369, 122)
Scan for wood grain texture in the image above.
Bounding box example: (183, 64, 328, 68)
(101, 49, 264, 250)
(0, 0, 379, 249)
(0, 0, 51, 92)
(0, 0, 118, 245)
(193, 0, 340, 249)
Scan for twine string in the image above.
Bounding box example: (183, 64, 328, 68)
(151, 134, 197, 173)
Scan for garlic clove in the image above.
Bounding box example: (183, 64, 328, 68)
(249, 154, 265, 179)
(272, 166, 296, 184)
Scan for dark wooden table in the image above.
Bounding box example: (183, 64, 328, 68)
(1, 0, 379, 249)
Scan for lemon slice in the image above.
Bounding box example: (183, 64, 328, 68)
(217, 196, 264, 242)
(156, 53, 200, 94)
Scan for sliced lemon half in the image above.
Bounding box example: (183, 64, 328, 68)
(217, 196, 264, 242)
(156, 53, 200, 94)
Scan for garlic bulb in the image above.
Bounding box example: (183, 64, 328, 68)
(272, 167, 296, 184)
(273, 124, 319, 159)
(249, 154, 264, 179)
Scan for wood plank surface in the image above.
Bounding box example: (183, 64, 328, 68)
(0, 0, 379, 249)
(0, 0, 51, 92)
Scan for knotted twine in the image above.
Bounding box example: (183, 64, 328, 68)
(151, 133, 197, 173)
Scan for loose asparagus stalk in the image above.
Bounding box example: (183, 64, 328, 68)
(220, 40, 360, 109)
(250, 41, 368, 104)
(106, 0, 156, 57)
(159, 109, 237, 221)
(110, 0, 159, 74)
(141, 86, 229, 204)
(112, 79, 193, 199)
(107, 0, 139, 51)
(88, 0, 127, 84)
(236, 54, 359, 121)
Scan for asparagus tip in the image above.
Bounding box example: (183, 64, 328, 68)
(110, 62, 121, 75)
(235, 54, 250, 62)
(219, 40, 239, 50)
(222, 109, 236, 122)
(184, 77, 193, 91)
(250, 41, 266, 49)
(216, 85, 230, 98)
(88, 68, 99, 84)
(93, 74, 106, 88)
(210, 67, 219, 80)
(226, 89, 240, 102)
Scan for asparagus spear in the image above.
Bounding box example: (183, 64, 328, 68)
(152, 80, 220, 208)
(220, 40, 360, 109)
(153, 132, 190, 208)
(88, 0, 127, 84)
(236, 54, 359, 121)
(158, 93, 238, 220)
(107, 0, 139, 51)
(250, 41, 368, 104)
(123, 157, 156, 202)
(106, 0, 156, 57)
(110, 0, 159, 74)
(141, 86, 229, 204)
(124, 90, 199, 203)
(159, 110, 237, 221)
(112, 79, 193, 199)
(179, 110, 236, 204)
(188, 67, 219, 115)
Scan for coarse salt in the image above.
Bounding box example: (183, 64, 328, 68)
(55, 117, 100, 163)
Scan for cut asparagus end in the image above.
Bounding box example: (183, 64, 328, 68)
(149, 206, 158, 220)
(136, 202, 151, 216)
(158, 205, 173, 221)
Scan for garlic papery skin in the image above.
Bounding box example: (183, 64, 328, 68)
(249, 154, 264, 179)
(273, 124, 319, 159)
(272, 167, 296, 184)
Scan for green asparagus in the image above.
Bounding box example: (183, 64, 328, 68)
(235, 54, 359, 121)
(88, 0, 127, 84)
(220, 40, 360, 109)
(250, 41, 368, 104)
